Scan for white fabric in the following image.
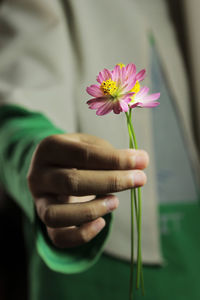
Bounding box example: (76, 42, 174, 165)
(184, 0, 200, 148)
(0, 0, 199, 264)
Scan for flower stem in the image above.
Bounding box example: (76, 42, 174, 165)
(126, 112, 136, 300)
(128, 110, 145, 295)
(129, 188, 134, 300)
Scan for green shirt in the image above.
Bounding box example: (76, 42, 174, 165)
(0, 104, 112, 276)
(1, 104, 200, 300)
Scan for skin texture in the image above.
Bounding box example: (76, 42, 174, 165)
(27, 133, 149, 249)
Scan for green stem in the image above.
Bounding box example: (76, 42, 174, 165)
(136, 188, 142, 289)
(133, 189, 138, 220)
(128, 109, 138, 149)
(128, 110, 138, 219)
(129, 188, 134, 300)
(126, 112, 135, 300)
(128, 110, 145, 295)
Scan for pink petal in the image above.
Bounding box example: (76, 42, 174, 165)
(113, 101, 121, 114)
(112, 65, 121, 82)
(96, 101, 114, 116)
(121, 94, 134, 103)
(130, 102, 139, 108)
(130, 91, 160, 109)
(121, 66, 127, 82)
(134, 86, 149, 100)
(88, 101, 107, 109)
(96, 74, 103, 84)
(125, 63, 136, 79)
(124, 97, 133, 104)
(122, 75, 136, 92)
(119, 101, 129, 112)
(136, 69, 146, 82)
(87, 96, 108, 105)
(112, 65, 125, 86)
(97, 68, 112, 83)
(118, 67, 123, 85)
(138, 101, 160, 108)
(86, 85, 104, 97)
(140, 92, 161, 102)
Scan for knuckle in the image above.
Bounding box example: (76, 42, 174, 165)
(83, 205, 96, 221)
(39, 135, 56, 150)
(110, 174, 123, 191)
(127, 173, 134, 188)
(110, 152, 121, 169)
(81, 146, 90, 165)
(36, 135, 57, 159)
(64, 169, 79, 194)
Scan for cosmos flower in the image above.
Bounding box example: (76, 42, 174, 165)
(129, 84, 160, 108)
(86, 63, 161, 296)
(87, 63, 137, 115)
(86, 63, 160, 115)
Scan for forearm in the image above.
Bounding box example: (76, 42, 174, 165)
(0, 104, 113, 273)
(0, 104, 64, 221)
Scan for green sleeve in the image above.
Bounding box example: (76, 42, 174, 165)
(0, 104, 112, 274)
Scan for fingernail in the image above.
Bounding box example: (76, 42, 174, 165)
(135, 155, 146, 166)
(134, 152, 149, 168)
(128, 151, 149, 168)
(134, 171, 147, 186)
(105, 196, 119, 211)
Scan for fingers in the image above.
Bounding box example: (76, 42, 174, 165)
(36, 194, 119, 228)
(28, 133, 150, 249)
(36, 194, 117, 248)
(57, 195, 96, 204)
(64, 133, 113, 148)
(34, 168, 147, 196)
(37, 134, 149, 170)
(47, 217, 106, 248)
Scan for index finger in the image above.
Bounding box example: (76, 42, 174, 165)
(39, 135, 149, 170)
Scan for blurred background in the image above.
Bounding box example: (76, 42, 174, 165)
(168, 0, 200, 151)
(0, 0, 199, 299)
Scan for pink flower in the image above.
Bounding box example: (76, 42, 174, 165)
(86, 63, 160, 115)
(129, 84, 160, 108)
(86, 64, 137, 115)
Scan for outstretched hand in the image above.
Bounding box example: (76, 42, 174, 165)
(27, 133, 149, 248)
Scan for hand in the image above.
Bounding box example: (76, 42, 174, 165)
(27, 133, 148, 248)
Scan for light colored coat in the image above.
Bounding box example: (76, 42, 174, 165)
(183, 0, 200, 148)
(0, 0, 199, 264)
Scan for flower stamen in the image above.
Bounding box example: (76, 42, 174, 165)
(117, 63, 125, 69)
(131, 81, 140, 94)
(130, 81, 141, 103)
(101, 79, 118, 96)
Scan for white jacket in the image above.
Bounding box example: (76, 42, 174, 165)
(0, 0, 199, 264)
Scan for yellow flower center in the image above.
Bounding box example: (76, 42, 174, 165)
(117, 63, 125, 69)
(131, 81, 140, 94)
(101, 79, 118, 96)
(130, 81, 140, 103)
